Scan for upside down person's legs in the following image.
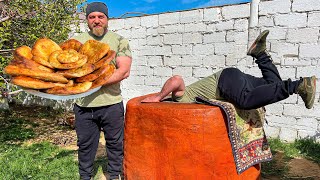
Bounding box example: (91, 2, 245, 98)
(217, 67, 300, 110)
(217, 29, 300, 110)
(255, 52, 282, 83)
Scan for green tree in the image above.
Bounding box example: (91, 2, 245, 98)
(0, 0, 86, 71)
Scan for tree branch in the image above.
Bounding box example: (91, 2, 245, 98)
(0, 16, 9, 23)
(0, 49, 14, 52)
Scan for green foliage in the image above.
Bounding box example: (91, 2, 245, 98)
(268, 138, 301, 157)
(293, 138, 320, 164)
(0, 0, 86, 72)
(268, 138, 320, 163)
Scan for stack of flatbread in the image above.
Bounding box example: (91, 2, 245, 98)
(4, 38, 116, 95)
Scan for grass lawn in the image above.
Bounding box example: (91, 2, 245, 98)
(0, 103, 319, 179)
(0, 105, 80, 180)
(0, 143, 78, 179)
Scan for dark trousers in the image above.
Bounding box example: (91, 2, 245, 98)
(218, 53, 301, 110)
(73, 102, 124, 180)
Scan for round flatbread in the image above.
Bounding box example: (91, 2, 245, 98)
(79, 39, 110, 64)
(56, 63, 95, 78)
(59, 39, 82, 51)
(49, 50, 87, 69)
(45, 81, 93, 95)
(12, 76, 57, 89)
(4, 65, 68, 83)
(76, 64, 115, 83)
(31, 38, 62, 68)
(91, 65, 115, 89)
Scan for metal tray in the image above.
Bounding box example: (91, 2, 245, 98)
(23, 86, 101, 101)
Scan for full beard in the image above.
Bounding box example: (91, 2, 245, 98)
(92, 26, 107, 37)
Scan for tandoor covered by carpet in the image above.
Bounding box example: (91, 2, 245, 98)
(124, 94, 262, 179)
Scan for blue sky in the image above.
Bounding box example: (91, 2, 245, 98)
(85, 0, 251, 18)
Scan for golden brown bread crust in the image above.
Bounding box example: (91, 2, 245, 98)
(11, 76, 57, 89)
(53, 80, 74, 87)
(56, 63, 95, 78)
(5, 39, 115, 95)
(56, 49, 82, 63)
(4, 65, 68, 83)
(31, 38, 62, 68)
(76, 64, 114, 83)
(45, 81, 93, 95)
(59, 39, 82, 51)
(93, 50, 116, 70)
(49, 50, 87, 69)
(79, 39, 110, 64)
(13, 46, 33, 60)
(10, 56, 54, 73)
(91, 64, 115, 89)
(10, 54, 54, 73)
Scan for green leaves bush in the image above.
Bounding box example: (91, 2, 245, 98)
(0, 0, 86, 73)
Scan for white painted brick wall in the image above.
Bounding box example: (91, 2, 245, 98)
(221, 4, 251, 19)
(185, 23, 207, 32)
(286, 28, 319, 43)
(279, 128, 298, 142)
(203, 8, 222, 22)
(163, 34, 183, 45)
(159, 13, 180, 25)
(183, 33, 202, 44)
(308, 12, 320, 27)
(141, 15, 159, 28)
(274, 13, 308, 28)
(234, 19, 249, 31)
(259, 0, 291, 15)
(25, 0, 320, 143)
(172, 45, 193, 55)
(163, 24, 184, 33)
(203, 32, 226, 43)
(258, 16, 274, 27)
(124, 17, 141, 29)
(270, 42, 299, 57)
(292, 0, 320, 12)
(300, 44, 320, 58)
(180, 9, 203, 24)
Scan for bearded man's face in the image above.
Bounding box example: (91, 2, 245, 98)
(87, 12, 108, 37)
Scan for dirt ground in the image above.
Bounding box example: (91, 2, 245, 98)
(262, 152, 320, 180)
(287, 158, 320, 178)
(2, 103, 320, 180)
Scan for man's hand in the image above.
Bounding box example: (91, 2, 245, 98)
(141, 94, 161, 103)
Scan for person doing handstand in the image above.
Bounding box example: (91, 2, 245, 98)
(142, 30, 317, 110)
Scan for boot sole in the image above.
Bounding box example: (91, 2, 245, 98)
(306, 76, 317, 109)
(247, 30, 269, 55)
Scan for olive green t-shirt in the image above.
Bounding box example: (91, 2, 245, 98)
(72, 31, 132, 107)
(173, 70, 223, 103)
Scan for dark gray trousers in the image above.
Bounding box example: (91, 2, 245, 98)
(218, 53, 301, 110)
(74, 102, 124, 180)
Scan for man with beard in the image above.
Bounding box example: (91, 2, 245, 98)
(71, 2, 132, 180)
